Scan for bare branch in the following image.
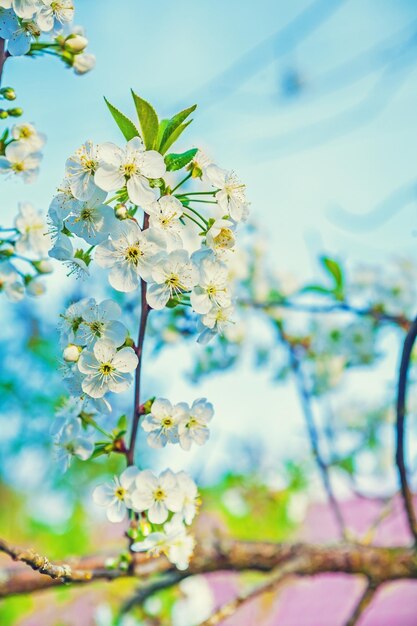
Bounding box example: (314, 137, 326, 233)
(198, 557, 305, 626)
(344, 581, 378, 626)
(281, 333, 347, 539)
(1, 537, 417, 598)
(395, 316, 417, 544)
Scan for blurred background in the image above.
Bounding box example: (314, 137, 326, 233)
(1, 0, 417, 624)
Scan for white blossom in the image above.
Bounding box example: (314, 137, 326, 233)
(77, 339, 138, 398)
(0, 141, 41, 182)
(0, 261, 24, 301)
(92, 467, 139, 523)
(36, 0, 74, 33)
(206, 165, 249, 222)
(197, 304, 234, 344)
(73, 51, 95, 74)
(65, 190, 118, 245)
(54, 417, 93, 472)
(146, 249, 198, 310)
(94, 138, 166, 207)
(132, 517, 195, 570)
(141, 398, 188, 448)
(130, 469, 182, 524)
(176, 472, 199, 525)
(146, 195, 184, 248)
(48, 234, 89, 278)
(95, 219, 165, 292)
(11, 122, 45, 152)
(178, 398, 213, 451)
(191, 255, 231, 314)
(76, 298, 127, 348)
(65, 141, 100, 201)
(14, 202, 50, 257)
(205, 218, 235, 255)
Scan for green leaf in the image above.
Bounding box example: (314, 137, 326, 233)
(158, 104, 197, 153)
(165, 148, 197, 171)
(160, 120, 193, 155)
(131, 90, 159, 149)
(321, 256, 344, 291)
(117, 414, 128, 432)
(301, 285, 334, 295)
(104, 97, 139, 142)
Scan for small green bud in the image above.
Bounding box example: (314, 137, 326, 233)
(0, 87, 16, 101)
(0, 109, 8, 119)
(7, 107, 23, 117)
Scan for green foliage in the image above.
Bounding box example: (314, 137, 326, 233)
(131, 90, 159, 149)
(158, 104, 196, 154)
(165, 148, 197, 172)
(104, 97, 139, 142)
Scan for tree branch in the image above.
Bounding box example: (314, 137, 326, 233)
(283, 335, 347, 539)
(395, 316, 417, 544)
(1, 537, 417, 598)
(344, 581, 378, 626)
(0, 38, 7, 86)
(198, 557, 305, 626)
(127, 213, 150, 466)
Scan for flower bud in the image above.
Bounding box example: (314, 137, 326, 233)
(0, 87, 16, 101)
(115, 204, 128, 219)
(139, 518, 152, 537)
(33, 259, 53, 274)
(26, 280, 46, 296)
(63, 344, 81, 363)
(7, 107, 23, 117)
(0, 109, 8, 119)
(65, 34, 88, 53)
(73, 53, 96, 75)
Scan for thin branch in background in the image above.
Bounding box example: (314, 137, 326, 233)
(395, 316, 417, 544)
(344, 581, 378, 626)
(283, 336, 347, 539)
(198, 558, 305, 626)
(187, 0, 345, 109)
(121, 571, 186, 614)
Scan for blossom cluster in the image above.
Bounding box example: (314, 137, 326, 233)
(142, 397, 213, 450)
(93, 467, 198, 570)
(0, 0, 95, 73)
(58, 297, 137, 400)
(0, 201, 51, 300)
(48, 121, 249, 343)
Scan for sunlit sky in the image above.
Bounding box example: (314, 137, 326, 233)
(1, 0, 417, 489)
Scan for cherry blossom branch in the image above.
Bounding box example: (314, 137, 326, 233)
(395, 315, 417, 544)
(2, 538, 417, 598)
(344, 581, 378, 626)
(244, 298, 411, 328)
(0, 538, 95, 585)
(282, 333, 347, 539)
(126, 213, 150, 466)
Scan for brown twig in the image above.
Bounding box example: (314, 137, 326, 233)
(344, 580, 378, 626)
(0, 38, 7, 86)
(395, 316, 417, 544)
(198, 558, 305, 626)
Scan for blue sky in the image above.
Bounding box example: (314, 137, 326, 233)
(1, 0, 417, 487)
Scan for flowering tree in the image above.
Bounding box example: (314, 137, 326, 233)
(1, 4, 417, 626)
